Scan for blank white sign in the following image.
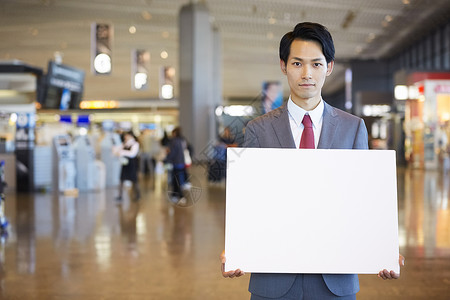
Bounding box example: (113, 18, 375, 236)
(225, 148, 399, 274)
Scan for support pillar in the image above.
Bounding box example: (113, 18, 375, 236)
(179, 2, 221, 160)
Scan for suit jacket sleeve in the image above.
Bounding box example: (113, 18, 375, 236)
(243, 121, 261, 148)
(353, 119, 369, 150)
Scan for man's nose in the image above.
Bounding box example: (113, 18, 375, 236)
(301, 66, 312, 79)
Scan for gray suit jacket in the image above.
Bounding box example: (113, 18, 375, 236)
(244, 101, 368, 298)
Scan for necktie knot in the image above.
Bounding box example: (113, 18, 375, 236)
(302, 114, 313, 128)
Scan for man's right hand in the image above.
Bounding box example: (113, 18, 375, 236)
(221, 250, 245, 278)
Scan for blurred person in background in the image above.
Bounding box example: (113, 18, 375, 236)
(208, 127, 237, 183)
(161, 130, 170, 147)
(115, 131, 141, 201)
(164, 127, 192, 204)
(261, 81, 283, 114)
(219, 126, 237, 146)
(138, 128, 154, 177)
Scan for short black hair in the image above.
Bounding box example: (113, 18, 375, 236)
(279, 22, 335, 64)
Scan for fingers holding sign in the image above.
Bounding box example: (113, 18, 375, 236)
(221, 250, 245, 278)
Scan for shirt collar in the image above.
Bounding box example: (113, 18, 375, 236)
(287, 97, 324, 128)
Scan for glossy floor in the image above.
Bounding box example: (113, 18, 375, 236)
(0, 166, 449, 299)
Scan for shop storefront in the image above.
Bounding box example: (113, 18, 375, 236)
(402, 72, 450, 170)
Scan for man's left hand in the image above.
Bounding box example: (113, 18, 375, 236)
(378, 254, 405, 280)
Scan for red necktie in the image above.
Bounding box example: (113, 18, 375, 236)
(299, 114, 314, 149)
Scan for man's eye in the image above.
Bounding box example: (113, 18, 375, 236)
(314, 63, 322, 67)
(293, 62, 301, 66)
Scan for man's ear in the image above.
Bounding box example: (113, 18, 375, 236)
(280, 59, 287, 75)
(326, 61, 334, 76)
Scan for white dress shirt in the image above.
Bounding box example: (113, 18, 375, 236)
(287, 97, 324, 149)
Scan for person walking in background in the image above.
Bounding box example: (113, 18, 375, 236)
(208, 127, 237, 183)
(138, 128, 154, 177)
(164, 127, 191, 205)
(161, 130, 170, 147)
(261, 81, 283, 114)
(219, 126, 237, 147)
(115, 131, 141, 202)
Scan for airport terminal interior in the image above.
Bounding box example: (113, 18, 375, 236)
(1, 0, 450, 299)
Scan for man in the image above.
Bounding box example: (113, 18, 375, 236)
(221, 22, 404, 299)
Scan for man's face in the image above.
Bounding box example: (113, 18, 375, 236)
(280, 39, 333, 105)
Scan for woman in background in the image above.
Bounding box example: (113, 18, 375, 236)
(116, 131, 141, 201)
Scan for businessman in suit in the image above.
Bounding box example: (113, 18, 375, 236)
(221, 22, 404, 299)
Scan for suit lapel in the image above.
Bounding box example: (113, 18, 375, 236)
(317, 102, 338, 149)
(271, 104, 296, 148)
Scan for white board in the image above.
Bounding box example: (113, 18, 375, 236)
(225, 148, 399, 274)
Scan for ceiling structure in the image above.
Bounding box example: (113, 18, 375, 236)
(1, 0, 450, 102)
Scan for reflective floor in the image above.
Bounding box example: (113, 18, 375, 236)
(0, 166, 449, 299)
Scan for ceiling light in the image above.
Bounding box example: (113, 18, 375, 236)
(9, 113, 17, 124)
(394, 85, 408, 100)
(79, 127, 88, 136)
(141, 11, 152, 20)
(367, 33, 376, 43)
(134, 73, 148, 90)
(162, 31, 169, 38)
(402, 0, 410, 5)
(268, 17, 276, 25)
(160, 51, 168, 59)
(165, 67, 175, 77)
(215, 106, 224, 117)
(161, 84, 174, 99)
(384, 15, 393, 22)
(141, 51, 150, 61)
(266, 32, 274, 39)
(223, 105, 254, 117)
(94, 53, 112, 74)
(129, 26, 137, 34)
